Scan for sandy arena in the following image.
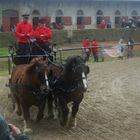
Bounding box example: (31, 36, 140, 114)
(0, 57, 140, 140)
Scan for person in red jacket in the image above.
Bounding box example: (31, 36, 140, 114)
(33, 19, 52, 58)
(82, 37, 90, 62)
(91, 39, 99, 62)
(15, 14, 33, 56)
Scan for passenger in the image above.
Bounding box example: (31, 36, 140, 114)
(33, 19, 53, 61)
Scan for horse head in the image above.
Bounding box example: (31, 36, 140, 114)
(30, 57, 48, 73)
(27, 57, 48, 91)
(65, 55, 90, 91)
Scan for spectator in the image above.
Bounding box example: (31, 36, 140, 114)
(117, 38, 126, 59)
(127, 37, 134, 58)
(11, 25, 16, 32)
(0, 113, 29, 140)
(121, 19, 127, 28)
(107, 21, 111, 28)
(82, 37, 90, 62)
(136, 19, 140, 28)
(99, 20, 106, 29)
(91, 39, 99, 62)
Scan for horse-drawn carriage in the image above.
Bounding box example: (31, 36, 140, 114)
(8, 42, 90, 133)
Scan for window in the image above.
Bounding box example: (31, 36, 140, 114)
(77, 10, 84, 25)
(115, 10, 121, 26)
(55, 9, 63, 25)
(96, 10, 104, 25)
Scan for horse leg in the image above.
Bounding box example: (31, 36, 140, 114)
(36, 101, 46, 122)
(68, 102, 80, 128)
(59, 98, 69, 127)
(14, 96, 22, 116)
(47, 92, 54, 119)
(21, 104, 32, 133)
(53, 97, 59, 120)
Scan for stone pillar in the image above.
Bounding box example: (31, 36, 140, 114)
(110, 15, 115, 28)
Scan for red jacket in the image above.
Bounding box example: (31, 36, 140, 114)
(82, 41, 90, 48)
(99, 21, 106, 29)
(34, 26, 52, 43)
(91, 41, 99, 54)
(16, 21, 33, 43)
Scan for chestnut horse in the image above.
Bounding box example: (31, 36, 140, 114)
(48, 56, 89, 128)
(9, 57, 48, 133)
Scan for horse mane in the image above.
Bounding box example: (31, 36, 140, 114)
(62, 55, 84, 80)
(25, 63, 37, 74)
(25, 57, 46, 74)
(65, 56, 84, 71)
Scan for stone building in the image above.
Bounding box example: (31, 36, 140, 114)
(0, 0, 140, 31)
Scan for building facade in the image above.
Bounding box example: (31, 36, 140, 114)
(0, 0, 140, 31)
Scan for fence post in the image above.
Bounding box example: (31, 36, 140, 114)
(7, 55, 11, 75)
(59, 49, 63, 63)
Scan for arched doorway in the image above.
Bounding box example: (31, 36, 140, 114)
(131, 10, 138, 21)
(96, 10, 104, 28)
(77, 10, 84, 25)
(2, 9, 19, 32)
(32, 9, 40, 29)
(131, 10, 138, 18)
(56, 9, 63, 25)
(115, 10, 121, 28)
(76, 10, 85, 29)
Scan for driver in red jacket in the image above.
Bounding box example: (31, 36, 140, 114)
(33, 19, 52, 58)
(15, 14, 33, 56)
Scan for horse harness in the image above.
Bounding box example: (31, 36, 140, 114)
(9, 83, 48, 103)
(49, 63, 87, 94)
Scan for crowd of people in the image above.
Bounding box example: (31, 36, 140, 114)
(121, 18, 139, 29)
(82, 36, 135, 62)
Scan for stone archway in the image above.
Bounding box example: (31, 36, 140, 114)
(55, 9, 63, 25)
(76, 9, 84, 25)
(96, 10, 104, 27)
(131, 10, 138, 20)
(76, 9, 85, 29)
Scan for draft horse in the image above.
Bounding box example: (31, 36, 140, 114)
(9, 57, 48, 133)
(48, 56, 90, 128)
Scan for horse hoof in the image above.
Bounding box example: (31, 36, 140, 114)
(68, 119, 77, 128)
(53, 115, 58, 120)
(24, 128, 33, 134)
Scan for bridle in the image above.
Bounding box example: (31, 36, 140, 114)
(71, 63, 87, 84)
